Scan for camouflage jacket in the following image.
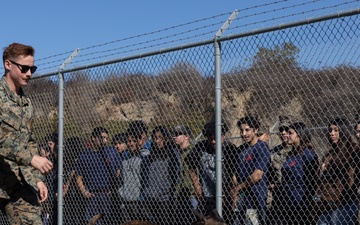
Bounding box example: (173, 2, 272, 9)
(269, 143, 292, 185)
(177, 144, 196, 199)
(0, 77, 43, 199)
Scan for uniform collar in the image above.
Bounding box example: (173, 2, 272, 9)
(0, 76, 29, 106)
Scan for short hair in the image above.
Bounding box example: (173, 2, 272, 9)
(3, 43, 35, 63)
(112, 132, 127, 145)
(152, 125, 172, 140)
(126, 126, 143, 140)
(237, 116, 260, 130)
(128, 120, 148, 134)
(202, 119, 229, 137)
(173, 125, 192, 137)
(91, 126, 108, 138)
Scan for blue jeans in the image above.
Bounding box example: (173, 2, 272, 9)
(317, 202, 358, 225)
(233, 208, 266, 225)
(85, 193, 110, 224)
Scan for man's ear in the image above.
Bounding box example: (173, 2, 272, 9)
(4, 60, 11, 71)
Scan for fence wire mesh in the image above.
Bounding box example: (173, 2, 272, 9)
(1, 8, 360, 225)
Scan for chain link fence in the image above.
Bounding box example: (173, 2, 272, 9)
(1, 8, 359, 225)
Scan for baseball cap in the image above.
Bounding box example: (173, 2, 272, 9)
(279, 115, 291, 131)
(173, 125, 191, 137)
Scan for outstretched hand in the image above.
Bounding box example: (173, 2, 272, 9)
(31, 155, 53, 174)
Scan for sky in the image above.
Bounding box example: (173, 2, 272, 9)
(1, 0, 359, 74)
(3, 1, 241, 59)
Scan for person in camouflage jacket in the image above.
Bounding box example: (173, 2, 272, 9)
(0, 43, 53, 225)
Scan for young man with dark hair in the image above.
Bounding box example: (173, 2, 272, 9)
(113, 126, 148, 223)
(231, 116, 270, 225)
(128, 120, 151, 150)
(112, 132, 128, 156)
(75, 126, 121, 224)
(186, 119, 237, 224)
(0, 42, 53, 224)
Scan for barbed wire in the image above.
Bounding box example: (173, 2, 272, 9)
(36, 0, 288, 62)
(31, 0, 298, 73)
(2, 0, 358, 75)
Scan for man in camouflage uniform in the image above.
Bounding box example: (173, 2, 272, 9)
(172, 125, 197, 225)
(0, 43, 53, 224)
(266, 115, 292, 223)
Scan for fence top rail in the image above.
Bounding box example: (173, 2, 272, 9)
(33, 8, 360, 80)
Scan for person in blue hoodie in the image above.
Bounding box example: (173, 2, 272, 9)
(75, 127, 121, 225)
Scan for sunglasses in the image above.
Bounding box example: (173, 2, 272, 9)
(279, 126, 289, 133)
(173, 132, 183, 137)
(174, 132, 187, 137)
(9, 60, 37, 74)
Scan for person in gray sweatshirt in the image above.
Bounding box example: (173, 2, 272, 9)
(114, 127, 148, 224)
(141, 125, 181, 225)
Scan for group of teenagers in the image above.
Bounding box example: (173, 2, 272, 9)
(265, 116, 360, 225)
(39, 115, 360, 225)
(1, 42, 359, 225)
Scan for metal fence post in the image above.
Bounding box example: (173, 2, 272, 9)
(214, 37, 223, 216)
(214, 9, 238, 217)
(57, 49, 79, 225)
